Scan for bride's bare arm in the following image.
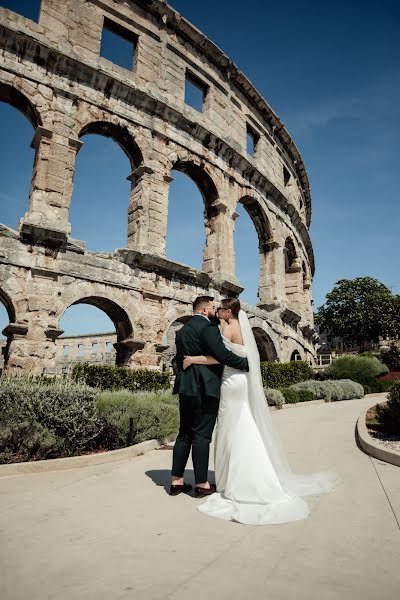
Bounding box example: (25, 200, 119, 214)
(182, 355, 220, 370)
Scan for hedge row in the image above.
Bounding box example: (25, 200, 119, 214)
(0, 377, 100, 463)
(0, 377, 178, 464)
(290, 379, 364, 402)
(260, 361, 313, 389)
(97, 389, 178, 448)
(264, 378, 364, 407)
(72, 363, 170, 392)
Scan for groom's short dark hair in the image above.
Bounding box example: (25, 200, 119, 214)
(193, 296, 214, 312)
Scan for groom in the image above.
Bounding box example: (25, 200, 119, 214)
(170, 296, 249, 497)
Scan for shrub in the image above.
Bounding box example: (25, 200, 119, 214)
(260, 361, 313, 389)
(365, 379, 396, 394)
(335, 379, 364, 400)
(0, 377, 101, 463)
(296, 389, 315, 403)
(376, 381, 400, 434)
(96, 389, 179, 448)
(290, 379, 364, 401)
(279, 388, 315, 403)
(279, 388, 300, 404)
(380, 343, 400, 371)
(322, 380, 346, 401)
(289, 380, 318, 399)
(72, 363, 171, 392)
(264, 388, 285, 408)
(322, 355, 388, 387)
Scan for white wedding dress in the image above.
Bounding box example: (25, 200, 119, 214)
(198, 311, 337, 525)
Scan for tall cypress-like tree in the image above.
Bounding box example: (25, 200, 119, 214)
(315, 277, 400, 352)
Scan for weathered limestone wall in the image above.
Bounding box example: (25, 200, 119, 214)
(0, 0, 317, 374)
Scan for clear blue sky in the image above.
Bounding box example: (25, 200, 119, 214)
(0, 0, 399, 336)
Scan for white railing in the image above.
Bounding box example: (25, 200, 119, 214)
(315, 354, 335, 367)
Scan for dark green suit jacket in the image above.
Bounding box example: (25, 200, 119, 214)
(172, 315, 249, 399)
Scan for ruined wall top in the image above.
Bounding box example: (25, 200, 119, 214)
(0, 0, 312, 232)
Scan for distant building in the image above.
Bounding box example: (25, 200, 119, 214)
(54, 332, 117, 373)
(316, 325, 390, 354)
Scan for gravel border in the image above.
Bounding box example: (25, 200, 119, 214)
(357, 398, 400, 467)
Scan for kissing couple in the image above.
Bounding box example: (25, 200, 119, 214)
(170, 296, 337, 525)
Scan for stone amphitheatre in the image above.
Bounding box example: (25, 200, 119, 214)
(0, 0, 317, 375)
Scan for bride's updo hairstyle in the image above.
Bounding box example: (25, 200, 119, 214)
(220, 297, 241, 318)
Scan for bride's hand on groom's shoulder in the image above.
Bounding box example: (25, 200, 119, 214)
(183, 355, 193, 370)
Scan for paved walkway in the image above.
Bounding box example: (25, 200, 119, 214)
(1, 395, 399, 600)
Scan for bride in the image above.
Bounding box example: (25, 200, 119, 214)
(182, 297, 337, 525)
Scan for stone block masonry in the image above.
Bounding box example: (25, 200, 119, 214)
(0, 0, 317, 374)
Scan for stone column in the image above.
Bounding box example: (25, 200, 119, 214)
(257, 240, 280, 307)
(3, 321, 63, 375)
(202, 201, 237, 284)
(302, 270, 313, 322)
(20, 126, 83, 243)
(285, 257, 303, 309)
(257, 242, 286, 309)
(127, 166, 169, 255)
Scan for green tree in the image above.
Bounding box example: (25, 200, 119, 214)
(315, 277, 400, 352)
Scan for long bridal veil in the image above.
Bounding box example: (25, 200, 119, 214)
(238, 309, 337, 497)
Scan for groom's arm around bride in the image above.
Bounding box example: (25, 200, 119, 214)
(172, 315, 248, 399)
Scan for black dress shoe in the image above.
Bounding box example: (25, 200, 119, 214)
(195, 483, 217, 498)
(169, 483, 192, 496)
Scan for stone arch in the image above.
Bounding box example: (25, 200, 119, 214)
(70, 297, 133, 341)
(237, 195, 275, 305)
(252, 327, 278, 362)
(166, 152, 222, 273)
(161, 314, 192, 371)
(57, 291, 135, 367)
(239, 195, 272, 247)
(0, 288, 16, 325)
(0, 82, 42, 128)
(78, 121, 144, 171)
(248, 314, 281, 362)
(168, 154, 220, 226)
(0, 287, 18, 371)
(72, 121, 146, 250)
(171, 159, 219, 212)
(290, 349, 302, 361)
(0, 82, 44, 232)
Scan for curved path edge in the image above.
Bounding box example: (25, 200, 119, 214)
(357, 397, 400, 467)
(0, 434, 177, 478)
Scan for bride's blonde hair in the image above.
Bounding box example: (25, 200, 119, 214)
(220, 297, 241, 318)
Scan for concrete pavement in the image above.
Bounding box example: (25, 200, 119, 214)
(1, 395, 399, 600)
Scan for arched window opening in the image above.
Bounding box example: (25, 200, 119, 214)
(0, 289, 16, 372)
(290, 350, 301, 361)
(302, 261, 309, 291)
(166, 170, 206, 269)
(0, 301, 9, 372)
(284, 237, 301, 307)
(285, 238, 297, 272)
(252, 327, 278, 362)
(161, 315, 192, 372)
(69, 134, 131, 251)
(59, 298, 133, 371)
(0, 101, 35, 230)
(234, 203, 260, 305)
